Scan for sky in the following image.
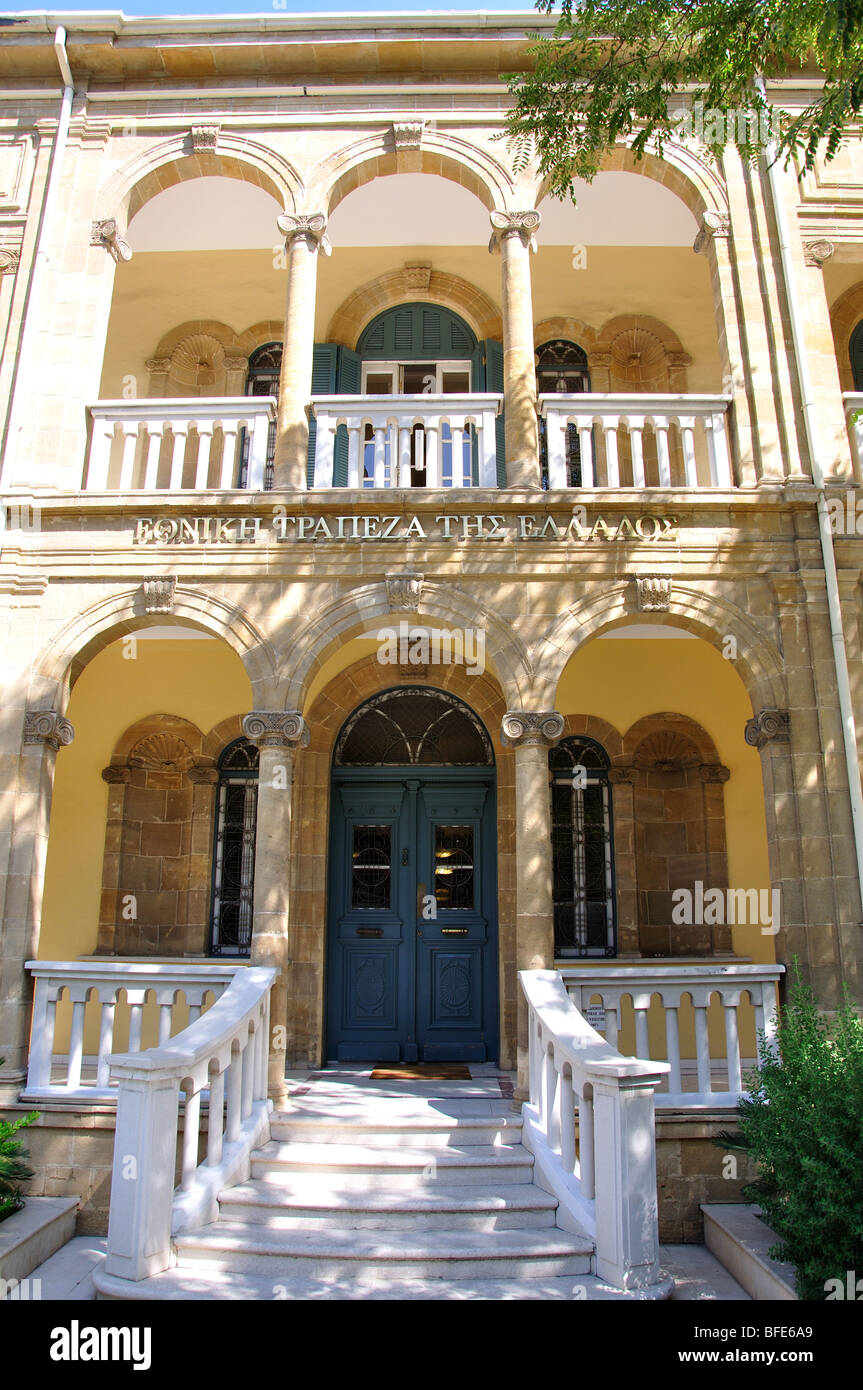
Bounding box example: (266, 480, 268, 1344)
(9, 1, 534, 15)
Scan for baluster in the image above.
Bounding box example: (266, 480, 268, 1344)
(664, 1003, 682, 1095)
(758, 982, 780, 1058)
(181, 1085, 202, 1190)
(604, 1002, 619, 1052)
(207, 1067, 225, 1167)
(559, 1069, 576, 1174)
(87, 420, 115, 489)
(603, 420, 620, 488)
(529, 1016, 540, 1107)
(373, 425, 387, 488)
(425, 425, 440, 487)
(188, 1002, 202, 1026)
(724, 994, 742, 1095)
(577, 420, 595, 486)
(628, 417, 646, 487)
(119, 425, 139, 490)
(241, 1035, 254, 1120)
(194, 426, 213, 489)
(578, 1093, 595, 1199)
(226, 1050, 242, 1143)
(634, 999, 650, 1060)
(450, 424, 465, 487)
(246, 413, 267, 490)
(546, 415, 568, 488)
(25, 979, 55, 1091)
(313, 415, 335, 488)
(542, 1049, 557, 1146)
(168, 423, 188, 490)
(221, 425, 239, 488)
(143, 426, 163, 489)
(96, 994, 116, 1091)
(127, 993, 144, 1052)
(158, 997, 174, 1046)
(710, 411, 732, 487)
(257, 997, 270, 1099)
(694, 997, 712, 1099)
(398, 425, 412, 486)
(66, 996, 86, 1091)
(347, 425, 361, 487)
(680, 416, 697, 486)
(654, 419, 671, 486)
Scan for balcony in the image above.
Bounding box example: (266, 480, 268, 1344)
(81, 392, 734, 492)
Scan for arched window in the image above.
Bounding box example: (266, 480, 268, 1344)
(549, 736, 616, 957)
(210, 738, 259, 955)
(334, 688, 494, 767)
(238, 342, 282, 490)
(536, 339, 591, 488)
(850, 320, 863, 391)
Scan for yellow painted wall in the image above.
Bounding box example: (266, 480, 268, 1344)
(40, 637, 253, 961)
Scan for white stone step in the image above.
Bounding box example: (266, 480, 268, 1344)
(269, 1110, 522, 1148)
(249, 1140, 535, 1187)
(174, 1220, 593, 1282)
(217, 1179, 558, 1232)
(96, 1265, 674, 1301)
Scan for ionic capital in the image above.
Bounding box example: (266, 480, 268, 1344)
(744, 709, 791, 749)
(24, 711, 75, 751)
(608, 765, 639, 786)
(693, 211, 731, 256)
(277, 212, 332, 257)
(101, 764, 132, 785)
(803, 238, 834, 268)
(91, 218, 133, 263)
(501, 710, 564, 747)
(698, 763, 731, 783)
(489, 209, 541, 255)
(242, 711, 310, 750)
(0, 249, 20, 276)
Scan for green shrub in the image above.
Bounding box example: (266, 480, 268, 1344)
(0, 1057, 37, 1223)
(720, 966, 863, 1300)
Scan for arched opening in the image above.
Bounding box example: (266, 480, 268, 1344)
(210, 738, 260, 956)
(536, 338, 591, 488)
(850, 318, 863, 391)
(326, 686, 498, 1063)
(549, 735, 616, 957)
(237, 342, 282, 491)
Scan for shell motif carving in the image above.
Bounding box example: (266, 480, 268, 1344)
(633, 730, 702, 770)
(128, 732, 196, 772)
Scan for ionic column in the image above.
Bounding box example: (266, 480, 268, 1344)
(489, 211, 542, 489)
(242, 711, 310, 1095)
(0, 711, 74, 1080)
(272, 214, 331, 490)
(502, 709, 564, 1094)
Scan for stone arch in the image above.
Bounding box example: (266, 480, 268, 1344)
(31, 588, 278, 715)
(288, 651, 516, 1067)
(829, 280, 863, 391)
(98, 133, 301, 231)
(307, 128, 514, 218)
(539, 587, 786, 714)
(534, 317, 598, 355)
(235, 321, 285, 359)
(202, 714, 250, 764)
(273, 580, 535, 711)
(326, 268, 502, 347)
(533, 141, 728, 224)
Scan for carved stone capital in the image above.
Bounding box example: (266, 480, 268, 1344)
(403, 262, 432, 293)
(145, 357, 172, 375)
(666, 351, 693, 369)
(91, 218, 133, 264)
(501, 710, 565, 748)
(693, 211, 731, 255)
(393, 120, 424, 150)
(242, 711, 310, 750)
(191, 125, 220, 152)
(0, 249, 20, 275)
(803, 238, 834, 268)
(141, 577, 176, 614)
(188, 760, 219, 785)
(277, 212, 331, 257)
(698, 763, 731, 784)
(489, 209, 541, 255)
(385, 571, 424, 611)
(101, 764, 132, 785)
(636, 575, 673, 612)
(223, 354, 249, 374)
(744, 709, 791, 749)
(24, 711, 74, 751)
(608, 765, 639, 786)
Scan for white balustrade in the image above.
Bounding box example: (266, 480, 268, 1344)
(843, 393, 863, 481)
(104, 965, 276, 1282)
(84, 398, 276, 490)
(560, 963, 784, 1107)
(520, 969, 669, 1291)
(23, 961, 240, 1102)
(311, 394, 502, 489)
(541, 393, 733, 489)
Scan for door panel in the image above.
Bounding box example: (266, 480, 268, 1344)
(326, 774, 497, 1062)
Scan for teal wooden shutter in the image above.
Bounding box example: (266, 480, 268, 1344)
(308, 344, 340, 487)
(479, 339, 505, 487)
(334, 347, 361, 487)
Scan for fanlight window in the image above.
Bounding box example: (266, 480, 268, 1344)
(210, 738, 259, 955)
(238, 342, 282, 491)
(334, 689, 494, 767)
(549, 736, 616, 957)
(537, 339, 591, 489)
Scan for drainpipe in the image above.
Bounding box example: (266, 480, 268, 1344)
(0, 27, 75, 494)
(756, 75, 863, 930)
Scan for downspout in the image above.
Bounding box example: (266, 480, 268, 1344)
(756, 75, 863, 928)
(0, 27, 75, 493)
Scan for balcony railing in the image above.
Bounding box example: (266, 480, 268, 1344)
(541, 393, 733, 489)
(311, 394, 502, 489)
(85, 397, 276, 490)
(843, 393, 863, 479)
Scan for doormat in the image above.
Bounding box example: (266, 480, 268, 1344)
(370, 1063, 472, 1080)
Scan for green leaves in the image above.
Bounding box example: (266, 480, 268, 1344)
(0, 1057, 37, 1224)
(504, 0, 863, 198)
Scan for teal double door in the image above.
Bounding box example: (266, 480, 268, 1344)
(325, 771, 498, 1063)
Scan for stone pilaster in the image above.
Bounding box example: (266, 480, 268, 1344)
(272, 214, 331, 490)
(0, 711, 75, 1078)
(502, 709, 564, 1092)
(242, 711, 310, 1094)
(489, 211, 542, 489)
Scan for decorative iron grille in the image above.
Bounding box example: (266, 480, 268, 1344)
(549, 736, 616, 957)
(210, 738, 259, 955)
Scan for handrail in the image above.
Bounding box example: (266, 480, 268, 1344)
(103, 965, 277, 1282)
(520, 969, 668, 1291)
